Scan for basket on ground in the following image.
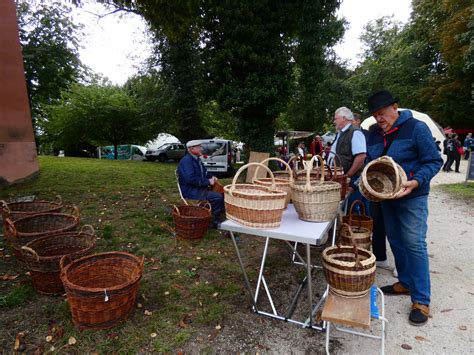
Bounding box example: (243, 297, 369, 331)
(290, 155, 341, 222)
(172, 202, 212, 240)
(342, 200, 373, 233)
(60, 251, 144, 330)
(323, 224, 376, 298)
(359, 156, 407, 202)
(224, 162, 287, 229)
(21, 225, 96, 295)
(252, 157, 293, 207)
(5, 206, 80, 261)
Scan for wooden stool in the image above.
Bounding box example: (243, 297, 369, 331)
(322, 286, 387, 354)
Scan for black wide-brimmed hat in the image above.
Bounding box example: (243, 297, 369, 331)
(367, 90, 399, 114)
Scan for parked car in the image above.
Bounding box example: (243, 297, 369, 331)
(145, 143, 186, 162)
(199, 139, 234, 176)
(98, 145, 146, 161)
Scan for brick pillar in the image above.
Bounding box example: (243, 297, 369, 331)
(0, 0, 39, 188)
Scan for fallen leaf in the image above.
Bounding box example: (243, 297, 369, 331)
(151, 266, 160, 270)
(68, 336, 77, 345)
(150, 332, 157, 338)
(164, 291, 170, 296)
(46, 335, 53, 342)
(459, 325, 467, 331)
(179, 320, 189, 328)
(14, 332, 25, 351)
(401, 343, 412, 350)
(144, 310, 152, 316)
(196, 256, 202, 260)
(1, 274, 19, 281)
(215, 324, 221, 330)
(440, 309, 453, 313)
(137, 303, 143, 308)
(415, 336, 427, 341)
(212, 292, 219, 297)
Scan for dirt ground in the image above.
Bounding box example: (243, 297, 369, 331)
(182, 159, 473, 354)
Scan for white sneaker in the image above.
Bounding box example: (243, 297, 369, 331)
(393, 268, 398, 278)
(376, 260, 394, 271)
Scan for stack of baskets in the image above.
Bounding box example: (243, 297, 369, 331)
(172, 202, 212, 241)
(224, 162, 287, 228)
(323, 224, 376, 298)
(291, 155, 341, 222)
(252, 157, 293, 207)
(359, 156, 407, 201)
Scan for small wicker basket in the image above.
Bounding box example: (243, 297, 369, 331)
(252, 157, 294, 207)
(290, 155, 341, 222)
(172, 202, 212, 240)
(60, 251, 144, 330)
(359, 156, 407, 202)
(342, 200, 373, 233)
(224, 162, 287, 229)
(21, 225, 96, 295)
(338, 223, 371, 250)
(323, 224, 376, 298)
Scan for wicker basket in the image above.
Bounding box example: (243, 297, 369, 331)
(21, 225, 96, 295)
(359, 156, 407, 202)
(323, 224, 376, 298)
(211, 181, 225, 194)
(342, 200, 373, 233)
(252, 157, 293, 207)
(338, 223, 371, 250)
(224, 162, 287, 229)
(290, 155, 341, 222)
(1, 196, 63, 244)
(60, 251, 144, 330)
(326, 153, 349, 200)
(5, 206, 80, 261)
(172, 202, 212, 240)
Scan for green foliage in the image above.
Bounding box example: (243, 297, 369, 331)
(438, 182, 474, 200)
(0, 284, 35, 308)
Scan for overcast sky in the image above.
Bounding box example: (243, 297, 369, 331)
(73, 0, 413, 85)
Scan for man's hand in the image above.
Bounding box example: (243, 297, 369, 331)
(209, 176, 218, 186)
(395, 179, 419, 198)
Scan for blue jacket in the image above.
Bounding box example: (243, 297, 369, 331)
(367, 110, 443, 200)
(177, 153, 212, 200)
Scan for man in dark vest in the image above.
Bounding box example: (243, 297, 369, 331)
(330, 107, 367, 201)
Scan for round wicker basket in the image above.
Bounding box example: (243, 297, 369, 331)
(224, 162, 287, 229)
(290, 155, 341, 222)
(338, 223, 371, 251)
(172, 202, 212, 240)
(342, 200, 373, 233)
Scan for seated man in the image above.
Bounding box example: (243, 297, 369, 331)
(177, 140, 225, 228)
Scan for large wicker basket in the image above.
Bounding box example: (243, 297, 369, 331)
(5, 207, 80, 261)
(60, 251, 144, 330)
(360, 156, 407, 202)
(342, 200, 373, 233)
(21, 225, 96, 295)
(252, 157, 293, 207)
(224, 162, 287, 229)
(172, 202, 212, 240)
(323, 224, 376, 298)
(290, 155, 341, 222)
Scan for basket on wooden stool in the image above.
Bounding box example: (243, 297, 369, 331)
(253, 157, 294, 207)
(323, 224, 376, 298)
(224, 162, 287, 229)
(21, 225, 96, 295)
(5, 206, 80, 262)
(1, 196, 63, 244)
(359, 156, 407, 202)
(290, 155, 341, 222)
(60, 251, 144, 330)
(172, 202, 212, 240)
(342, 200, 373, 233)
(338, 223, 371, 250)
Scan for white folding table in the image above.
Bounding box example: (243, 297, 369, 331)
(219, 204, 338, 330)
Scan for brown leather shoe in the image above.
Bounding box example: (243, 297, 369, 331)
(409, 303, 430, 326)
(380, 282, 410, 295)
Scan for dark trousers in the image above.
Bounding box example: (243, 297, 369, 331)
(204, 191, 225, 220)
(370, 201, 387, 261)
(445, 153, 460, 172)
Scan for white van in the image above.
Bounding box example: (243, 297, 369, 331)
(199, 139, 234, 176)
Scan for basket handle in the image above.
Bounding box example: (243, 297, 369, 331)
(21, 246, 40, 262)
(341, 223, 363, 269)
(5, 218, 17, 239)
(53, 195, 62, 205)
(173, 205, 180, 215)
(326, 151, 343, 180)
(253, 157, 294, 183)
(379, 156, 401, 195)
(79, 224, 95, 236)
(0, 200, 10, 215)
(348, 200, 366, 228)
(303, 155, 325, 191)
(229, 162, 276, 196)
(59, 254, 73, 280)
(197, 201, 211, 211)
(70, 205, 80, 220)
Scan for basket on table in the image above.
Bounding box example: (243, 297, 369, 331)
(224, 162, 287, 229)
(21, 225, 96, 295)
(5, 206, 80, 262)
(172, 202, 212, 241)
(326, 153, 348, 200)
(0, 196, 63, 243)
(323, 223, 376, 298)
(60, 251, 144, 330)
(359, 156, 407, 202)
(290, 155, 341, 222)
(342, 200, 373, 233)
(252, 157, 293, 207)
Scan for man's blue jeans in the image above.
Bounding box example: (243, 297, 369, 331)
(381, 195, 430, 305)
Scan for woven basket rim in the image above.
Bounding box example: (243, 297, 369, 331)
(224, 183, 287, 199)
(10, 213, 80, 237)
(360, 156, 407, 199)
(322, 245, 376, 267)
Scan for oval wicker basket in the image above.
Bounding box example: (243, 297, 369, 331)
(224, 162, 287, 229)
(338, 223, 371, 250)
(172, 202, 212, 240)
(252, 157, 294, 207)
(60, 251, 144, 330)
(342, 200, 373, 233)
(290, 155, 341, 222)
(323, 224, 376, 298)
(21, 225, 96, 295)
(5, 206, 80, 261)
(359, 156, 407, 202)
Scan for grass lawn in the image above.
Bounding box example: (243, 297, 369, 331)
(0, 156, 246, 353)
(438, 182, 474, 200)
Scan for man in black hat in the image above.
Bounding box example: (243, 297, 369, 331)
(365, 90, 443, 326)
